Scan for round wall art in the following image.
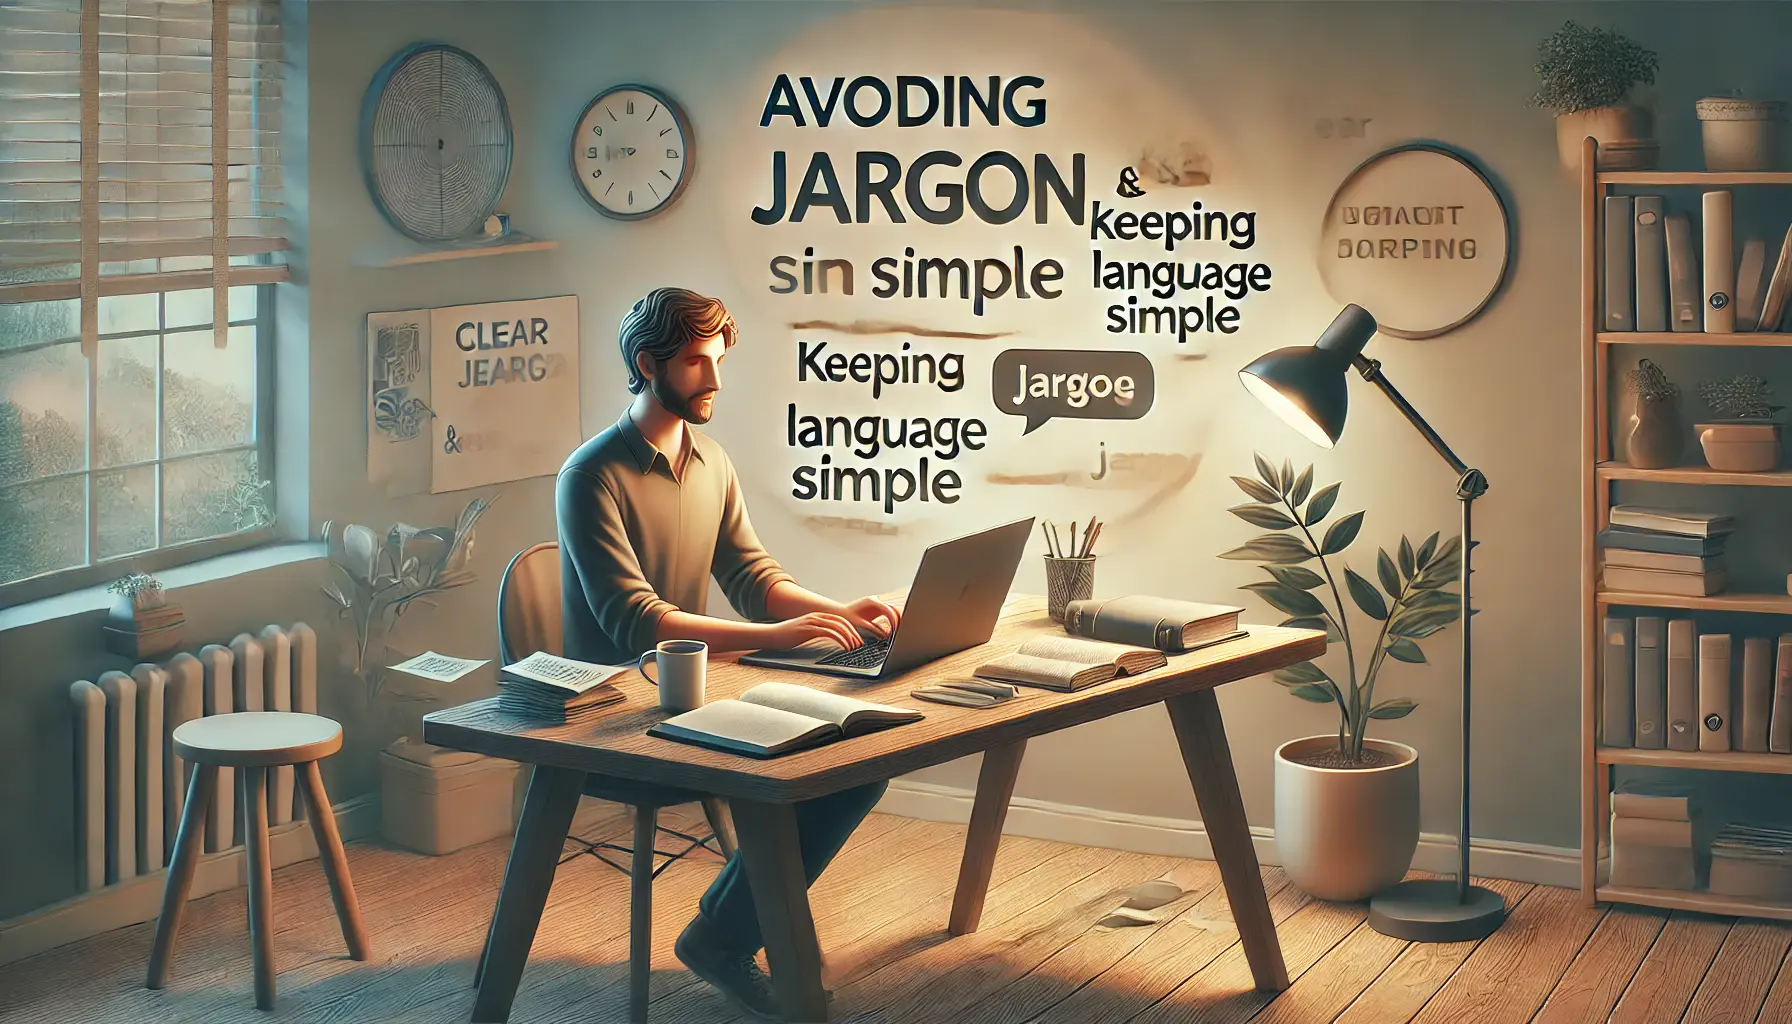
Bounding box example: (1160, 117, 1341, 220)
(1318, 143, 1511, 339)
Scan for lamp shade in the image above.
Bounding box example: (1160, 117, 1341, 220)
(1238, 304, 1378, 448)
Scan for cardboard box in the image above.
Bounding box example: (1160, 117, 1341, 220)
(380, 739, 522, 855)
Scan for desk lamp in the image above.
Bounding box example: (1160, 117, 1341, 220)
(1238, 303, 1505, 942)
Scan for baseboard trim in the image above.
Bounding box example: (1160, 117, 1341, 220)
(0, 792, 380, 968)
(878, 780, 1580, 890)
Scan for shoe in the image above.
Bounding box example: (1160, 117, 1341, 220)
(675, 916, 782, 1021)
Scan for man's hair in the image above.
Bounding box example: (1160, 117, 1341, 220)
(619, 287, 738, 394)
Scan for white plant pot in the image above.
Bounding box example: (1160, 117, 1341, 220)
(1274, 736, 1420, 901)
(1697, 97, 1786, 172)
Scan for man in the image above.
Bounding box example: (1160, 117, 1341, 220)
(557, 287, 897, 1019)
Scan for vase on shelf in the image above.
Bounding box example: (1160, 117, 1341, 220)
(1627, 395, 1684, 469)
(1696, 421, 1781, 472)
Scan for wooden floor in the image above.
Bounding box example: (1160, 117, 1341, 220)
(5, 807, 1792, 1024)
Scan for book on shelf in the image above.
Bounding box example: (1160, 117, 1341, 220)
(647, 682, 921, 759)
(1771, 634, 1792, 754)
(1613, 781, 1694, 820)
(1710, 823, 1792, 900)
(1608, 506, 1735, 538)
(1602, 548, 1723, 574)
(495, 652, 630, 724)
(1635, 616, 1666, 749)
(1668, 619, 1698, 751)
(1743, 636, 1774, 753)
(1603, 617, 1635, 747)
(1605, 196, 1635, 331)
(1665, 211, 1701, 332)
(1703, 191, 1736, 334)
(1060, 596, 1245, 653)
(1737, 237, 1770, 331)
(1635, 196, 1668, 332)
(1760, 222, 1792, 333)
(1597, 526, 1727, 558)
(973, 635, 1166, 692)
(1609, 841, 1697, 890)
(1600, 565, 1727, 597)
(1700, 634, 1733, 753)
(1612, 815, 1694, 847)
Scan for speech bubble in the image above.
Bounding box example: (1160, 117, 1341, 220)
(991, 348, 1156, 435)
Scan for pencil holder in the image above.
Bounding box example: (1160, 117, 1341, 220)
(1044, 556, 1096, 623)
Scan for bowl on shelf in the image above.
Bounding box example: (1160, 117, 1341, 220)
(1696, 421, 1781, 472)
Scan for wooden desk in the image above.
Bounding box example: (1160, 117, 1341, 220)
(424, 596, 1323, 1023)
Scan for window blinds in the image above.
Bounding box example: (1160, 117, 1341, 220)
(0, 0, 287, 352)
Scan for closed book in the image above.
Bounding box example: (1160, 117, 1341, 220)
(1771, 634, 1792, 754)
(1603, 617, 1635, 747)
(1613, 781, 1693, 820)
(1061, 596, 1245, 653)
(1700, 633, 1733, 752)
(1612, 815, 1694, 847)
(1605, 195, 1635, 330)
(1635, 616, 1667, 748)
(1597, 526, 1727, 557)
(1666, 211, 1702, 332)
(1743, 636, 1774, 753)
(1760, 222, 1792, 332)
(1737, 237, 1770, 331)
(1609, 842, 1697, 890)
(1601, 565, 1727, 597)
(1608, 505, 1735, 537)
(1667, 620, 1698, 751)
(1710, 854, 1792, 900)
(1704, 191, 1736, 333)
(1635, 196, 1669, 332)
(1602, 549, 1724, 573)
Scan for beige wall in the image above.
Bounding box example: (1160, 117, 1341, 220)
(6, 0, 1792, 922)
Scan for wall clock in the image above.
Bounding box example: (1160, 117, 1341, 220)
(570, 85, 692, 220)
(359, 43, 513, 242)
(1317, 143, 1511, 339)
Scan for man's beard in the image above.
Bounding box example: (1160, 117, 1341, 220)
(651, 376, 716, 425)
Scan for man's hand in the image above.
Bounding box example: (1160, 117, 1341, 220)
(759, 612, 864, 651)
(835, 596, 902, 639)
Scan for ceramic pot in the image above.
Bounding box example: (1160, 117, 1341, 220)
(1697, 421, 1781, 472)
(1697, 98, 1786, 172)
(1628, 395, 1685, 469)
(1274, 736, 1420, 901)
(1556, 106, 1652, 172)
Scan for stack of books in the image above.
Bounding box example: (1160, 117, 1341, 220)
(103, 600, 186, 659)
(496, 652, 629, 725)
(1609, 782, 1698, 891)
(1710, 824, 1792, 900)
(1597, 505, 1733, 597)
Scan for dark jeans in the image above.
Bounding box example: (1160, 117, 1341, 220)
(698, 779, 888, 956)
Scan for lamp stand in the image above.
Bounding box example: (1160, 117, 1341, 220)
(1352, 357, 1506, 943)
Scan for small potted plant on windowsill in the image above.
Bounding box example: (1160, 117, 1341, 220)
(1530, 20, 1660, 172)
(103, 572, 186, 659)
(1697, 375, 1783, 472)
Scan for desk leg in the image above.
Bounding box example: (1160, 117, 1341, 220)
(949, 739, 1026, 936)
(472, 765, 585, 1023)
(730, 798, 829, 1023)
(1165, 689, 1289, 992)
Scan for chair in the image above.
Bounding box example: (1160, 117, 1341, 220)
(146, 712, 368, 1011)
(482, 541, 736, 1023)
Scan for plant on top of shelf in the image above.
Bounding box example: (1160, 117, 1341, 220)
(1696, 375, 1783, 472)
(1530, 21, 1660, 172)
(1699, 375, 1782, 421)
(1625, 358, 1684, 469)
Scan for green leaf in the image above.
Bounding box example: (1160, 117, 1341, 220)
(1345, 567, 1389, 620)
(1281, 457, 1294, 496)
(1289, 464, 1314, 506)
(1368, 697, 1418, 719)
(1267, 565, 1326, 590)
(1219, 534, 1314, 564)
(1254, 452, 1281, 492)
(1405, 589, 1463, 612)
(1376, 549, 1401, 598)
(1230, 475, 1280, 505)
(1272, 660, 1329, 684)
(1280, 616, 1330, 633)
(1398, 536, 1416, 579)
(1321, 510, 1366, 555)
(1390, 605, 1460, 639)
(1242, 581, 1327, 617)
(1431, 534, 1463, 566)
(1304, 482, 1340, 526)
(1385, 637, 1427, 663)
(1229, 503, 1297, 530)
(1289, 684, 1336, 704)
(1416, 532, 1440, 568)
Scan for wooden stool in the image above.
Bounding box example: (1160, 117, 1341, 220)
(145, 712, 369, 1010)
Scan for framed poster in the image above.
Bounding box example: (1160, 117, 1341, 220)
(427, 295, 582, 493)
(1318, 143, 1511, 339)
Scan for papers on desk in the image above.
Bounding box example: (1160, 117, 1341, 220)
(389, 651, 490, 683)
(497, 653, 631, 724)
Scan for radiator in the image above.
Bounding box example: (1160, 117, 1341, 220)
(68, 623, 319, 892)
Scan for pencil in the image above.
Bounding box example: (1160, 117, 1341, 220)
(1069, 522, 1078, 559)
(1049, 522, 1062, 559)
(1083, 522, 1103, 557)
(1039, 520, 1053, 557)
(1081, 516, 1098, 556)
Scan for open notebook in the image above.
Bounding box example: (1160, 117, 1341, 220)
(974, 636, 1167, 692)
(647, 682, 923, 759)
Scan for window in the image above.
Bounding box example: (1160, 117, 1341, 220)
(0, 0, 285, 595)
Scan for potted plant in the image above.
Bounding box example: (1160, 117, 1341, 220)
(1625, 358, 1685, 469)
(103, 572, 186, 659)
(1696, 375, 1782, 472)
(1220, 455, 1462, 901)
(1529, 20, 1660, 172)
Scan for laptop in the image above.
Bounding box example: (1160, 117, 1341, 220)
(739, 517, 1036, 679)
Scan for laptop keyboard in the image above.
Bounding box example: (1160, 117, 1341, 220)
(817, 636, 891, 669)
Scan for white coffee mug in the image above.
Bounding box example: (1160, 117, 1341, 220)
(638, 639, 707, 712)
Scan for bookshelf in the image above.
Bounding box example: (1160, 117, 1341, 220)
(1580, 136, 1792, 920)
